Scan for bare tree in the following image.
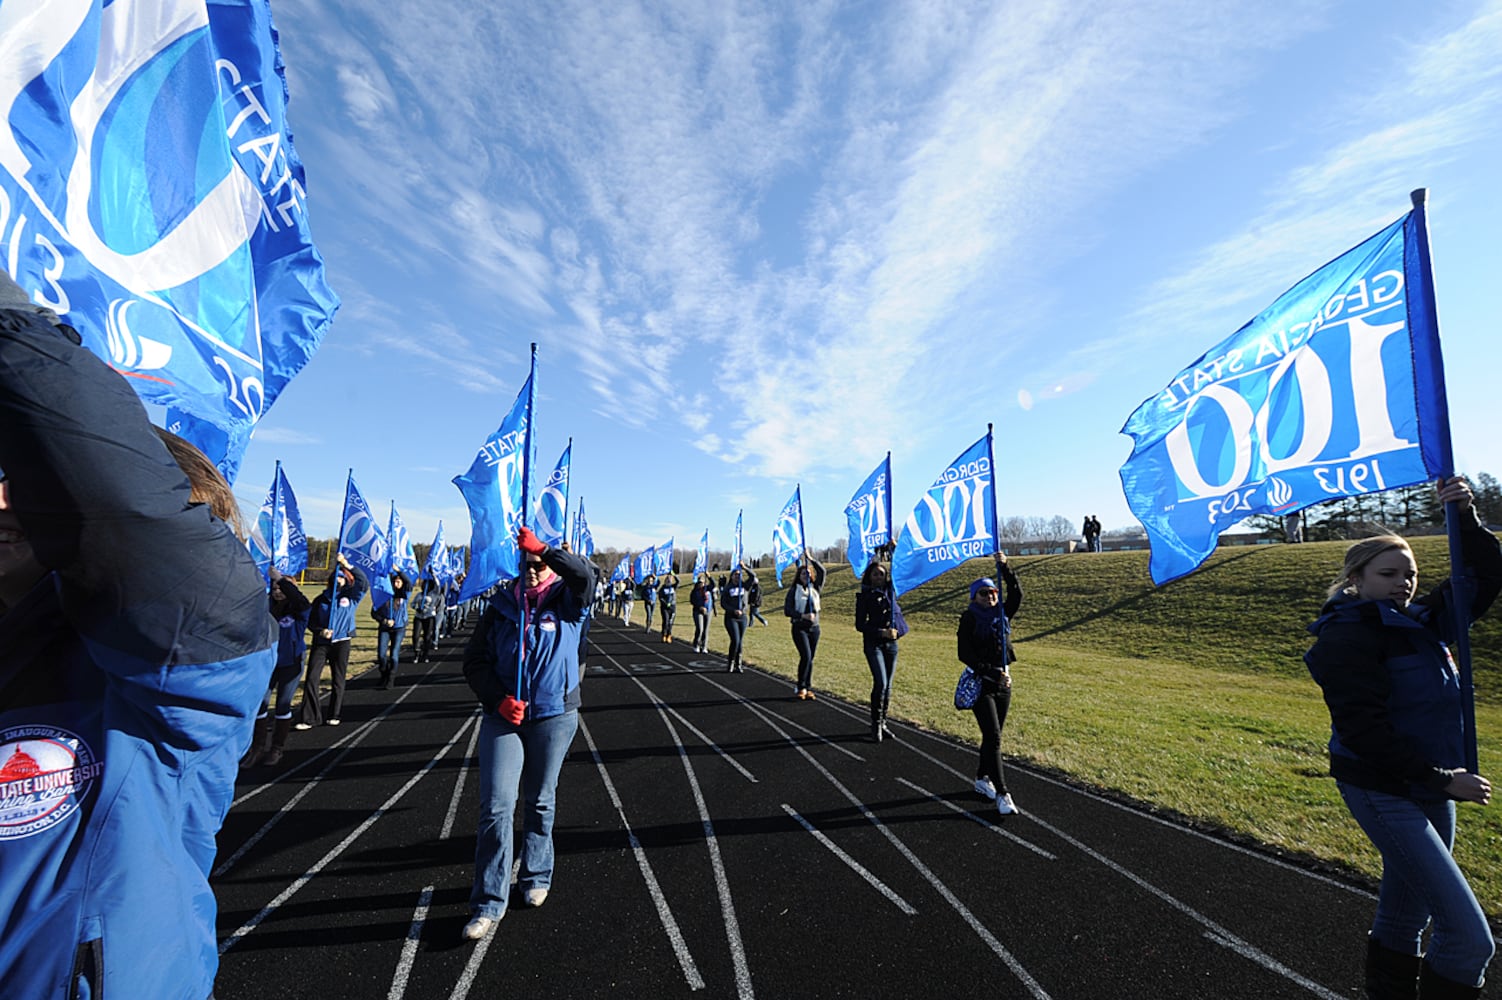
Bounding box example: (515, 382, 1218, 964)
(999, 515, 1027, 549)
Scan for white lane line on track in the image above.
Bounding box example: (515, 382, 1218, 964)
(895, 778, 1056, 860)
(781, 805, 918, 915)
(611, 668, 758, 782)
(218, 713, 477, 956)
(449, 918, 501, 1000)
(230, 657, 446, 809)
(693, 671, 1052, 1000)
(579, 716, 706, 991)
(388, 884, 433, 1000)
(440, 719, 482, 841)
(1200, 931, 1346, 999)
(608, 626, 864, 763)
(599, 649, 754, 998)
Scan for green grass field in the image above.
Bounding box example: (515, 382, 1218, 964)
(709, 537, 1502, 920)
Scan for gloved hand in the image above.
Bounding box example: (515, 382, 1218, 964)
(517, 526, 547, 556)
(498, 694, 527, 724)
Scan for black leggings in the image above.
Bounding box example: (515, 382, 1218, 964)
(661, 603, 676, 636)
(723, 615, 746, 662)
(692, 610, 709, 648)
(792, 624, 820, 690)
(972, 684, 1012, 792)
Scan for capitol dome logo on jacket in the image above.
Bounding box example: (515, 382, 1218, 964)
(0, 726, 101, 841)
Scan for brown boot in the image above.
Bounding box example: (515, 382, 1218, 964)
(240, 715, 272, 768)
(260, 717, 293, 767)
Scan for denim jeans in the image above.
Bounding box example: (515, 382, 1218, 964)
(692, 609, 709, 649)
(376, 626, 406, 673)
(471, 709, 579, 919)
(1337, 783, 1494, 985)
(792, 623, 820, 690)
(259, 667, 300, 717)
(864, 638, 898, 703)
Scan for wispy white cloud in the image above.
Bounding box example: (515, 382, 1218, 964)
(251, 425, 321, 445)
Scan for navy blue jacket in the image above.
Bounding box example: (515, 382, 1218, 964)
(463, 547, 594, 721)
(0, 309, 275, 1000)
(270, 578, 313, 674)
(308, 566, 369, 645)
(957, 564, 1022, 685)
(1305, 517, 1501, 800)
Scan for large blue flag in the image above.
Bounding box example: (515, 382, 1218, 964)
(0, 0, 339, 483)
(733, 510, 744, 569)
(634, 547, 655, 582)
(424, 521, 448, 583)
(575, 499, 594, 557)
(773, 486, 805, 586)
(249, 460, 306, 579)
(454, 355, 535, 599)
(388, 502, 420, 582)
(611, 556, 629, 583)
(339, 473, 389, 591)
(693, 530, 709, 578)
(654, 539, 675, 576)
(1120, 209, 1448, 584)
(534, 441, 571, 548)
(891, 432, 998, 596)
(845, 454, 892, 578)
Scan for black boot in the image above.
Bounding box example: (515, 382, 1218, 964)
(240, 715, 271, 768)
(870, 697, 884, 742)
(880, 694, 892, 740)
(1365, 937, 1421, 1000)
(1419, 961, 1483, 999)
(261, 717, 293, 767)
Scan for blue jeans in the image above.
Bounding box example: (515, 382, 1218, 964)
(864, 638, 898, 703)
(259, 665, 299, 717)
(1338, 782, 1495, 985)
(471, 709, 579, 919)
(377, 626, 406, 673)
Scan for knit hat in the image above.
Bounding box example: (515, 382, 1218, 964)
(970, 578, 998, 600)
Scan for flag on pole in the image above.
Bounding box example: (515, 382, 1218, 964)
(634, 547, 655, 582)
(454, 352, 535, 599)
(1120, 207, 1449, 585)
(339, 473, 389, 599)
(0, 0, 340, 482)
(534, 441, 571, 548)
(654, 539, 675, 576)
(773, 486, 805, 586)
(733, 510, 744, 569)
(693, 530, 709, 578)
(845, 454, 892, 578)
(388, 502, 420, 582)
(249, 461, 307, 579)
(611, 556, 629, 583)
(891, 432, 997, 596)
(425, 521, 448, 583)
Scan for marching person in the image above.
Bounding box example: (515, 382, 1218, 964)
(690, 574, 714, 653)
(296, 555, 368, 729)
(854, 561, 907, 741)
(461, 527, 594, 941)
(784, 555, 827, 699)
(246, 569, 312, 767)
(747, 571, 769, 627)
(412, 578, 443, 663)
(372, 571, 412, 690)
(958, 558, 1022, 815)
(641, 573, 657, 632)
(720, 567, 751, 672)
(620, 577, 635, 626)
(658, 570, 680, 642)
(1306, 477, 1499, 999)
(0, 277, 276, 999)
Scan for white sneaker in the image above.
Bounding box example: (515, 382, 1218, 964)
(293, 722, 313, 731)
(996, 793, 1019, 816)
(973, 777, 997, 800)
(523, 887, 548, 908)
(461, 916, 497, 941)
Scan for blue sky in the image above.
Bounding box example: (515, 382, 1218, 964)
(235, 0, 1502, 560)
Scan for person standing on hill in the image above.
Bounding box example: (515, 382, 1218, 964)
(784, 555, 827, 700)
(720, 568, 750, 672)
(297, 556, 368, 729)
(372, 571, 411, 690)
(854, 561, 907, 741)
(958, 558, 1022, 815)
(658, 571, 679, 642)
(1305, 477, 1498, 999)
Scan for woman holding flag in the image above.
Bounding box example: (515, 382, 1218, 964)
(296, 555, 368, 729)
(1305, 477, 1498, 998)
(690, 575, 714, 652)
(854, 561, 907, 741)
(957, 557, 1022, 816)
(658, 570, 680, 642)
(720, 567, 751, 672)
(783, 555, 826, 699)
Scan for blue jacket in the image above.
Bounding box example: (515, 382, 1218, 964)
(1305, 517, 1501, 800)
(270, 579, 313, 672)
(0, 309, 275, 1000)
(308, 566, 369, 644)
(372, 581, 411, 630)
(463, 547, 594, 722)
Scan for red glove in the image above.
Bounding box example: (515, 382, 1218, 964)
(517, 526, 547, 556)
(498, 695, 527, 724)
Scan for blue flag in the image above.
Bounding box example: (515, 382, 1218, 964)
(891, 432, 997, 597)
(250, 461, 307, 579)
(340, 473, 389, 597)
(575, 499, 594, 557)
(733, 510, 744, 569)
(845, 455, 892, 578)
(534, 442, 571, 548)
(693, 530, 709, 578)
(388, 503, 420, 583)
(1120, 210, 1448, 584)
(454, 358, 535, 600)
(655, 539, 675, 576)
(611, 556, 629, 583)
(773, 486, 805, 586)
(425, 521, 449, 584)
(634, 548, 655, 582)
(0, 0, 339, 483)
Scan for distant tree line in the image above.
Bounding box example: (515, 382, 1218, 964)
(1250, 470, 1502, 542)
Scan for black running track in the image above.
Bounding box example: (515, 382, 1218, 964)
(213, 616, 1381, 999)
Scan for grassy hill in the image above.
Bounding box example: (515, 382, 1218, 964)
(719, 536, 1502, 919)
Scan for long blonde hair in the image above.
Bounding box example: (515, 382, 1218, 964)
(1327, 534, 1411, 599)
